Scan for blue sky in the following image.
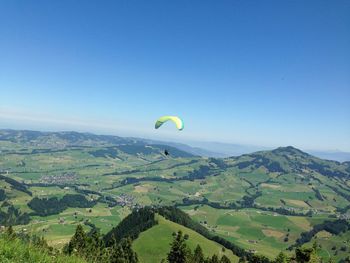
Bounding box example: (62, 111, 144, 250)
(0, 0, 349, 151)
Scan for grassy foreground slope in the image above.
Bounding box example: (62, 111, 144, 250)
(133, 214, 239, 263)
(0, 236, 86, 263)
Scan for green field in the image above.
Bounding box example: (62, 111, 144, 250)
(133, 215, 239, 263)
(181, 205, 336, 258)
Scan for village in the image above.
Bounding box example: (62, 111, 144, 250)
(39, 172, 77, 184)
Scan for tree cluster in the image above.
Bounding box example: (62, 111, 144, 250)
(166, 231, 231, 263)
(0, 189, 6, 201)
(272, 244, 322, 263)
(0, 204, 30, 226)
(0, 174, 32, 196)
(291, 219, 350, 249)
(103, 207, 157, 246)
(64, 224, 139, 263)
(28, 194, 97, 216)
(181, 197, 238, 210)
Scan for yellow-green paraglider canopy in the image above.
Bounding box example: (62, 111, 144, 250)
(155, 116, 184, 131)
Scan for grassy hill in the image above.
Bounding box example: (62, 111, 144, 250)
(0, 129, 194, 158)
(227, 146, 350, 177)
(133, 214, 239, 263)
(0, 235, 86, 263)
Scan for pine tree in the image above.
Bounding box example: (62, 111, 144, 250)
(220, 255, 231, 263)
(274, 252, 288, 263)
(120, 237, 138, 263)
(210, 254, 219, 263)
(193, 245, 205, 263)
(5, 225, 15, 239)
(66, 224, 87, 255)
(110, 242, 126, 263)
(309, 251, 321, 263)
(167, 231, 190, 263)
(109, 237, 138, 263)
(86, 229, 106, 262)
(295, 247, 321, 263)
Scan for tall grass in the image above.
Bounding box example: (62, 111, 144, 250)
(0, 235, 86, 263)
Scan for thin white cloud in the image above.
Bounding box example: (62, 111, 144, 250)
(0, 107, 201, 141)
(0, 107, 141, 135)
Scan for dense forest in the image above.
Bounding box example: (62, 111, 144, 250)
(0, 204, 30, 226)
(103, 207, 157, 245)
(28, 194, 97, 216)
(0, 189, 6, 201)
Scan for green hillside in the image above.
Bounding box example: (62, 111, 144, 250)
(0, 235, 86, 263)
(133, 214, 239, 263)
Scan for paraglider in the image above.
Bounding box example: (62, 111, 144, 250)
(155, 116, 184, 157)
(155, 116, 184, 131)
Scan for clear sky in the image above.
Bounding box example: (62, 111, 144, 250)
(0, 0, 349, 151)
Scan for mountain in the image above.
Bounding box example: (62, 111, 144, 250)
(103, 206, 248, 262)
(185, 140, 350, 162)
(1, 129, 350, 262)
(143, 138, 350, 162)
(0, 129, 129, 147)
(133, 214, 238, 263)
(228, 146, 350, 178)
(2, 129, 349, 161)
(0, 129, 194, 158)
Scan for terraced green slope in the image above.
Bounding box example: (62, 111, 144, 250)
(133, 214, 239, 263)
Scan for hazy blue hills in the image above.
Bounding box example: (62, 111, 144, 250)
(2, 129, 349, 162)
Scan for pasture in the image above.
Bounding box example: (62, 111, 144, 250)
(133, 215, 239, 263)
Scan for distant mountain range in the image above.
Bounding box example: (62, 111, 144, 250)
(144, 139, 350, 162)
(0, 129, 349, 162)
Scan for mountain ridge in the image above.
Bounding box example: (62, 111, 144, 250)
(1, 129, 349, 163)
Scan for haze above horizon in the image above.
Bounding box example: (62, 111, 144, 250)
(0, 0, 349, 151)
